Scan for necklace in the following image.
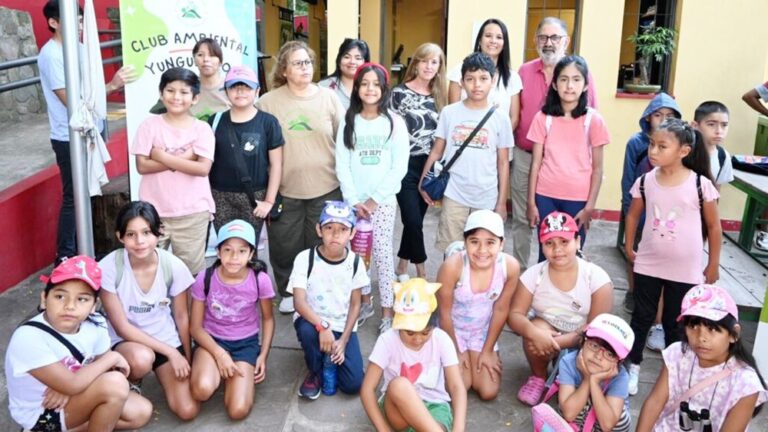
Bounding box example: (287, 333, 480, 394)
(686, 355, 728, 411)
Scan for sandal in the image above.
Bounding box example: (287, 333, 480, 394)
(517, 375, 546, 406)
(531, 403, 574, 432)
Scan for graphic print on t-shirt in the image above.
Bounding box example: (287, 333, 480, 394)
(240, 132, 261, 154)
(450, 121, 489, 150)
(128, 297, 171, 314)
(288, 114, 313, 131)
(651, 205, 680, 241)
(355, 134, 387, 165)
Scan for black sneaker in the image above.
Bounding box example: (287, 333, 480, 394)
(298, 371, 321, 400)
(623, 291, 635, 314)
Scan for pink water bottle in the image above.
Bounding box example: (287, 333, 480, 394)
(350, 217, 373, 268)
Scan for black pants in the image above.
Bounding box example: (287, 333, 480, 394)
(628, 272, 694, 364)
(52, 139, 76, 260)
(396, 154, 429, 264)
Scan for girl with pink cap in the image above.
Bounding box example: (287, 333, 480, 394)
(637, 284, 767, 431)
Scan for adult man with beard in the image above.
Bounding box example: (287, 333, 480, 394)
(510, 17, 598, 271)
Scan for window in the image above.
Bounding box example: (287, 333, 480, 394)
(618, 0, 677, 92)
(524, 0, 581, 62)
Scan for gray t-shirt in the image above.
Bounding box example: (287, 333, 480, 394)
(435, 101, 513, 209)
(709, 146, 734, 185)
(38, 39, 69, 141)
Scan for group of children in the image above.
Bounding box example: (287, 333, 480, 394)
(7, 15, 768, 430)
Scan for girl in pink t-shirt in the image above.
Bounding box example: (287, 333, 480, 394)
(624, 118, 722, 397)
(526, 55, 610, 262)
(637, 285, 767, 431)
(189, 219, 275, 420)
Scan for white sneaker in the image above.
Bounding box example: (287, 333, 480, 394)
(396, 274, 410, 283)
(646, 324, 665, 351)
(357, 300, 375, 326)
(378, 317, 393, 334)
(756, 231, 768, 252)
(278, 297, 295, 314)
(628, 364, 641, 396)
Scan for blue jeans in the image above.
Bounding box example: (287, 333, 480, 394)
(294, 316, 363, 394)
(52, 139, 76, 259)
(535, 193, 587, 262)
(396, 154, 429, 264)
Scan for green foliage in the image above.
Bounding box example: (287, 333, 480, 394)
(628, 25, 677, 62)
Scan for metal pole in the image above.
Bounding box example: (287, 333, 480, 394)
(60, 0, 95, 257)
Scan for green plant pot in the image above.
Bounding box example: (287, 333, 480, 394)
(624, 83, 661, 94)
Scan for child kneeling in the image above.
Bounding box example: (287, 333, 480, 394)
(5, 256, 152, 431)
(361, 278, 467, 431)
(289, 201, 369, 399)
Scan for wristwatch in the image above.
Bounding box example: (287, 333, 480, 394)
(315, 320, 330, 332)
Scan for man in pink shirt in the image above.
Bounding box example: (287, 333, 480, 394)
(511, 17, 598, 271)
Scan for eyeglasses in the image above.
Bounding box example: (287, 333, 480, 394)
(536, 34, 566, 44)
(584, 339, 619, 361)
(290, 59, 314, 68)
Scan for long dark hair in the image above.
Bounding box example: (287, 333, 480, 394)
(542, 55, 589, 118)
(326, 38, 370, 80)
(343, 63, 393, 150)
(473, 18, 511, 89)
(115, 201, 163, 239)
(680, 315, 766, 417)
(656, 118, 714, 183)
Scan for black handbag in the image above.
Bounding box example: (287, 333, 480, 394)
(421, 105, 497, 200)
(219, 112, 284, 221)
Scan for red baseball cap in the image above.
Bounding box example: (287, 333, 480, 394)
(40, 255, 101, 291)
(539, 211, 579, 243)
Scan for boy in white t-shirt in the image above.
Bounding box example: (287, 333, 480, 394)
(419, 52, 513, 251)
(289, 201, 370, 400)
(692, 101, 734, 188)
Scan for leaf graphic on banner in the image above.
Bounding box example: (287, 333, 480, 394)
(119, 0, 168, 79)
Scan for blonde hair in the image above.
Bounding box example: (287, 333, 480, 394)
(270, 40, 317, 89)
(402, 43, 447, 112)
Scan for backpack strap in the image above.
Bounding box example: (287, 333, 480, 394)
(22, 321, 85, 364)
(716, 145, 726, 181)
(115, 248, 124, 288)
(203, 265, 216, 298)
(352, 252, 360, 276)
(545, 114, 553, 135)
(114, 248, 173, 290)
(211, 111, 223, 133)
(307, 247, 316, 279)
(639, 173, 647, 205)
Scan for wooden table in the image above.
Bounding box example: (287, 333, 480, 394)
(730, 169, 768, 255)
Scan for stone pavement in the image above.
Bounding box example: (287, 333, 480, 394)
(1, 210, 767, 431)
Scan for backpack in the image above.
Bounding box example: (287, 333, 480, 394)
(638, 172, 708, 239)
(306, 246, 360, 280)
(114, 248, 174, 290)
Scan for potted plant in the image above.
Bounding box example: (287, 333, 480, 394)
(625, 23, 677, 94)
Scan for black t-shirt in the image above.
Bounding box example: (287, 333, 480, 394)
(208, 110, 284, 192)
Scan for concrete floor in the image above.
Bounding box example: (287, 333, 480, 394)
(1, 209, 766, 431)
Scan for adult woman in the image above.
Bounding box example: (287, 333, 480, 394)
(318, 38, 370, 109)
(256, 41, 345, 314)
(389, 43, 446, 280)
(190, 38, 230, 120)
(447, 18, 521, 131)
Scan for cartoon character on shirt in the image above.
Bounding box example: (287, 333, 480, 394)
(652, 205, 680, 241)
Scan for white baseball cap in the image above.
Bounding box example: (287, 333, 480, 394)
(585, 313, 635, 360)
(464, 209, 504, 238)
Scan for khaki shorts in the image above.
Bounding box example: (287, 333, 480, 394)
(158, 211, 210, 274)
(436, 196, 476, 252)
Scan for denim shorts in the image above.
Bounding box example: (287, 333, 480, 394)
(213, 333, 261, 365)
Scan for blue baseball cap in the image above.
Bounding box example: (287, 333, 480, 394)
(216, 219, 256, 248)
(318, 201, 357, 228)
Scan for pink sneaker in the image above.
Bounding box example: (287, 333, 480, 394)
(517, 375, 546, 406)
(531, 403, 574, 432)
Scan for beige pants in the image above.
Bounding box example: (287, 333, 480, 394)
(510, 147, 534, 271)
(436, 196, 479, 253)
(158, 211, 210, 275)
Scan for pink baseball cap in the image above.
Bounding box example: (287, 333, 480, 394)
(678, 284, 739, 322)
(539, 211, 579, 243)
(224, 65, 259, 89)
(40, 255, 101, 291)
(585, 313, 635, 360)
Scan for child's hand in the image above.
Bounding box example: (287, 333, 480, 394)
(42, 387, 70, 411)
(624, 246, 636, 264)
(215, 351, 243, 379)
(363, 198, 379, 214)
(527, 202, 540, 228)
(591, 362, 619, 384)
(458, 351, 470, 371)
(254, 354, 267, 384)
(495, 202, 508, 221)
(149, 146, 168, 162)
(703, 262, 719, 284)
(319, 329, 335, 354)
(169, 349, 191, 380)
(574, 207, 593, 230)
(331, 339, 346, 365)
(253, 200, 274, 219)
(110, 351, 131, 378)
(418, 182, 435, 207)
(354, 203, 371, 220)
(576, 350, 590, 379)
(528, 326, 561, 357)
(477, 351, 502, 382)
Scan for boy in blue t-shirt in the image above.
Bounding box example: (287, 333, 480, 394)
(619, 92, 681, 318)
(288, 201, 369, 400)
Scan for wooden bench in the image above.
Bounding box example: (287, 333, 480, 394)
(704, 238, 767, 322)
